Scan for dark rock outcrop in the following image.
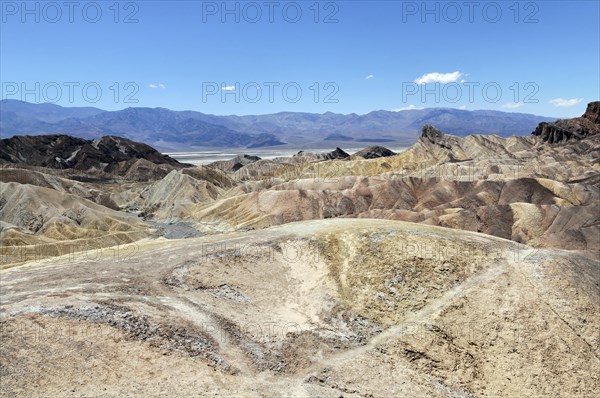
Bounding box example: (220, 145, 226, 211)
(230, 155, 262, 172)
(420, 124, 445, 145)
(295, 147, 350, 161)
(209, 154, 262, 173)
(583, 101, 600, 124)
(417, 124, 466, 156)
(532, 101, 600, 143)
(354, 146, 396, 159)
(0, 134, 188, 180)
(325, 147, 350, 160)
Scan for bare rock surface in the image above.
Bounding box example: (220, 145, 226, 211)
(2, 105, 599, 266)
(1, 219, 598, 396)
(209, 154, 262, 173)
(532, 101, 600, 143)
(0, 181, 152, 266)
(295, 147, 351, 161)
(352, 145, 396, 159)
(0, 134, 189, 181)
(184, 115, 599, 255)
(1, 103, 599, 396)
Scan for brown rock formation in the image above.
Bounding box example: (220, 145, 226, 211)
(532, 101, 600, 143)
(0, 134, 189, 181)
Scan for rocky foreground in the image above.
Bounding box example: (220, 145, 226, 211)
(0, 102, 599, 396)
(1, 219, 598, 396)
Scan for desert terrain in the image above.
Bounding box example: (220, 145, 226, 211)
(0, 102, 599, 397)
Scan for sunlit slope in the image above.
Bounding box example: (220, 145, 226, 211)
(1, 219, 597, 396)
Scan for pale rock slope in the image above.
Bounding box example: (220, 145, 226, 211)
(0, 181, 150, 266)
(0, 219, 598, 397)
(185, 120, 599, 255)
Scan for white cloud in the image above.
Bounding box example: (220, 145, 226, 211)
(391, 105, 422, 111)
(365, 74, 374, 80)
(549, 98, 583, 107)
(158, 83, 166, 89)
(459, 105, 467, 110)
(414, 71, 462, 85)
(149, 83, 166, 89)
(501, 102, 524, 109)
(222, 85, 236, 91)
(149, 84, 158, 89)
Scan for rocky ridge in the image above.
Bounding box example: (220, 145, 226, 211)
(532, 101, 600, 143)
(0, 134, 189, 181)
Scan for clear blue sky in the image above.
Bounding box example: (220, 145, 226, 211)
(1, 0, 598, 117)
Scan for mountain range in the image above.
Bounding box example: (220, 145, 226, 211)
(0, 100, 556, 150)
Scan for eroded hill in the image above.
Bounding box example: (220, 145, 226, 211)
(1, 219, 598, 396)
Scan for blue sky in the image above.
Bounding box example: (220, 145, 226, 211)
(1, 0, 598, 117)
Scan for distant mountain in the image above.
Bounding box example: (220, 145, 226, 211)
(0, 100, 556, 150)
(1, 100, 105, 122)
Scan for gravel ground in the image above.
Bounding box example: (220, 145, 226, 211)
(146, 220, 203, 239)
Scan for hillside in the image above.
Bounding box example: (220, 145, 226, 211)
(0, 134, 189, 181)
(1, 219, 598, 396)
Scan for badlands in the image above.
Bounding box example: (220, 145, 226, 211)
(0, 102, 598, 397)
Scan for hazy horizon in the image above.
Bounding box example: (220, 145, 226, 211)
(1, 98, 566, 119)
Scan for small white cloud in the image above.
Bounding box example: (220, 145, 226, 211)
(549, 98, 583, 107)
(414, 71, 462, 85)
(459, 105, 467, 110)
(149, 83, 166, 89)
(222, 85, 236, 91)
(365, 74, 374, 80)
(501, 102, 524, 109)
(391, 105, 422, 112)
(149, 84, 158, 89)
(158, 83, 166, 89)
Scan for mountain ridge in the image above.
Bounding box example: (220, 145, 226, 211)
(1, 100, 556, 150)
